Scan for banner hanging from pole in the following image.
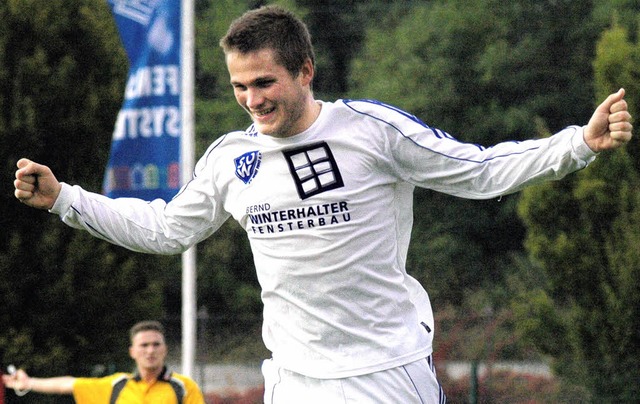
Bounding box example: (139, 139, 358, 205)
(104, 0, 182, 202)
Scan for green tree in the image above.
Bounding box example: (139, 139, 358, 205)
(516, 153, 640, 402)
(0, 2, 179, 396)
(295, 0, 365, 98)
(515, 17, 640, 401)
(592, 19, 640, 169)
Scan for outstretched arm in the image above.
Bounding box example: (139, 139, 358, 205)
(584, 88, 633, 152)
(2, 368, 75, 395)
(14, 158, 62, 210)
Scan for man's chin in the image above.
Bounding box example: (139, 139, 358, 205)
(254, 123, 275, 136)
(256, 124, 293, 138)
(142, 362, 162, 371)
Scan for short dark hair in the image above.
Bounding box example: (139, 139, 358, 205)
(129, 320, 165, 343)
(220, 5, 315, 77)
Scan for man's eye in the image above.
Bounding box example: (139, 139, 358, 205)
(256, 80, 274, 88)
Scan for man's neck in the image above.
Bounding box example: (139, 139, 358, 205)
(136, 366, 164, 383)
(297, 97, 322, 134)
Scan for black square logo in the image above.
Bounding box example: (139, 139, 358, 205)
(283, 142, 344, 200)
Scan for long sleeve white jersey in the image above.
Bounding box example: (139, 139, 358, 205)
(51, 99, 596, 378)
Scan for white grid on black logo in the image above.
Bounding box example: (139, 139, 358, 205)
(283, 142, 344, 200)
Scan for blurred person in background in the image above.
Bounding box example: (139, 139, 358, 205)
(2, 320, 205, 404)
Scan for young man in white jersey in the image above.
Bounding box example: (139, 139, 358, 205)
(13, 5, 632, 404)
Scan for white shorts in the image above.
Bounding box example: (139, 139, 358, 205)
(262, 356, 446, 404)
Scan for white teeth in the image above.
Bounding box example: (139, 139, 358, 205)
(255, 107, 275, 116)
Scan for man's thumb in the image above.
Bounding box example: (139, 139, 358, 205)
(16, 158, 33, 170)
(599, 88, 625, 113)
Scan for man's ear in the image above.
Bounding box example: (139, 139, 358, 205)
(299, 58, 314, 86)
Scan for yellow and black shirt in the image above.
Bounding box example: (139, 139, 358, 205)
(72, 367, 204, 404)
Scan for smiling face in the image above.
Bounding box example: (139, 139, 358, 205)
(129, 330, 167, 375)
(227, 48, 318, 138)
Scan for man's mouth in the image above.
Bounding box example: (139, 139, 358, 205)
(254, 106, 276, 118)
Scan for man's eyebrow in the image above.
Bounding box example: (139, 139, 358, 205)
(231, 76, 276, 86)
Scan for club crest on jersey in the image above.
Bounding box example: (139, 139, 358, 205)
(235, 150, 262, 184)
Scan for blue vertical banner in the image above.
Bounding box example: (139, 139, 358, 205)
(104, 0, 181, 202)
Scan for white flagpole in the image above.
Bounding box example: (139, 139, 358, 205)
(180, 0, 197, 378)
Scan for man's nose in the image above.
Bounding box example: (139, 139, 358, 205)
(246, 88, 265, 109)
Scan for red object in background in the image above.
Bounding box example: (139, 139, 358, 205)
(0, 370, 5, 404)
